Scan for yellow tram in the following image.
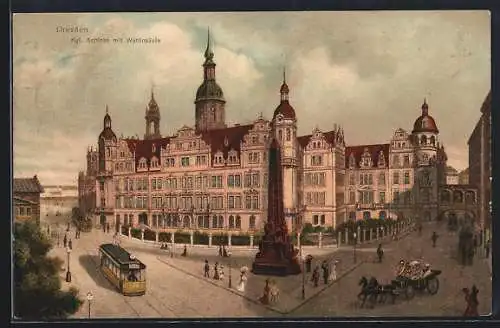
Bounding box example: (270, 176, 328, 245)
(98, 243, 147, 296)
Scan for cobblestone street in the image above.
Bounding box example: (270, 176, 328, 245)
(47, 220, 491, 318)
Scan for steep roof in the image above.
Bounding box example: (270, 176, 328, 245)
(13, 175, 44, 193)
(124, 137, 171, 167)
(200, 124, 253, 163)
(345, 144, 390, 169)
(297, 130, 340, 148)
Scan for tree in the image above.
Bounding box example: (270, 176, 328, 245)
(14, 220, 83, 320)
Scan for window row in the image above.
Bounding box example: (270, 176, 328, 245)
(392, 171, 411, 185)
(147, 214, 257, 230)
(304, 172, 326, 187)
(305, 192, 326, 206)
(114, 162, 134, 172)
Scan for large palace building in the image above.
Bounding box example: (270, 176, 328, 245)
(79, 32, 466, 235)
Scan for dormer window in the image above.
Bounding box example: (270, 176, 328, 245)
(227, 150, 239, 164)
(214, 151, 224, 165)
(377, 151, 386, 167)
(138, 158, 147, 169)
(349, 154, 356, 168)
(361, 148, 372, 168)
(252, 136, 258, 144)
(151, 156, 159, 168)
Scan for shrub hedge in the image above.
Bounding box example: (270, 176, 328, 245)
(193, 231, 209, 245)
(174, 231, 190, 244)
(159, 232, 171, 242)
(131, 228, 142, 239)
(144, 229, 156, 241)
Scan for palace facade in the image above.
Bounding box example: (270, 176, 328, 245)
(78, 32, 451, 234)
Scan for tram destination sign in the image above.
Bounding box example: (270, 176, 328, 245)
(129, 263, 140, 269)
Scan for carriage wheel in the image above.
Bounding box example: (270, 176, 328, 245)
(405, 285, 415, 300)
(427, 277, 439, 295)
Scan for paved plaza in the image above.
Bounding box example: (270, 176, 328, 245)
(47, 219, 491, 318)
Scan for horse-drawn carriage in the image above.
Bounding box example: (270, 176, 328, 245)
(357, 259, 441, 308)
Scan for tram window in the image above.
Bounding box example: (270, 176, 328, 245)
(127, 270, 139, 282)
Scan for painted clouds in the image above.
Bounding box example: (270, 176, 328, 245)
(12, 11, 490, 185)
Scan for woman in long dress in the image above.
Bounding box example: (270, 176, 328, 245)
(236, 272, 247, 292)
(329, 260, 338, 282)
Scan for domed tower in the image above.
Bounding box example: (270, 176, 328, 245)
(97, 105, 118, 226)
(194, 28, 226, 132)
(144, 89, 161, 140)
(271, 69, 298, 231)
(411, 99, 439, 221)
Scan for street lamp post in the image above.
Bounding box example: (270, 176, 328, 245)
(301, 252, 306, 300)
(86, 291, 94, 319)
(228, 251, 233, 289)
(65, 247, 72, 282)
(353, 232, 357, 263)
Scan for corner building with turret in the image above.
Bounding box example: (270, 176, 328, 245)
(79, 31, 450, 235)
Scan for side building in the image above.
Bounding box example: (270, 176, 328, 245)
(468, 90, 491, 240)
(13, 175, 44, 224)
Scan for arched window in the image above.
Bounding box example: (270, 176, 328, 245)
(203, 216, 210, 228)
(235, 215, 241, 229)
(320, 215, 325, 225)
(379, 211, 386, 220)
(152, 214, 157, 227)
(197, 215, 203, 228)
(166, 214, 172, 227)
(183, 215, 190, 228)
(453, 190, 464, 203)
(212, 215, 218, 229)
(278, 130, 283, 141)
(218, 215, 224, 229)
(286, 128, 291, 141)
(421, 135, 427, 145)
(249, 215, 256, 229)
(229, 215, 235, 228)
(363, 211, 371, 220)
(430, 136, 436, 146)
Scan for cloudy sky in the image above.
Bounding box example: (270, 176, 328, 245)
(13, 11, 490, 186)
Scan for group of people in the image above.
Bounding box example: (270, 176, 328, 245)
(218, 244, 230, 257)
(63, 233, 73, 250)
(204, 260, 225, 280)
(396, 259, 433, 280)
(310, 259, 338, 287)
(462, 284, 479, 317)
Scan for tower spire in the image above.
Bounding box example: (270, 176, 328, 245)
(105, 104, 109, 114)
(204, 27, 214, 60)
(422, 98, 429, 116)
(280, 67, 289, 102)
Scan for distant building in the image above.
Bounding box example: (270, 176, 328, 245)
(78, 146, 99, 217)
(40, 185, 79, 218)
(445, 166, 459, 185)
(458, 168, 469, 185)
(468, 90, 491, 237)
(13, 175, 44, 224)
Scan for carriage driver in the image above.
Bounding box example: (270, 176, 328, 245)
(422, 263, 432, 278)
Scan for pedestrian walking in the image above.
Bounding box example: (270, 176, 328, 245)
(68, 239, 73, 250)
(321, 260, 329, 285)
(47, 225, 50, 235)
(63, 234, 68, 248)
(204, 260, 210, 278)
(181, 245, 187, 257)
(377, 243, 384, 263)
(218, 244, 223, 257)
(311, 266, 320, 287)
(485, 239, 490, 259)
(213, 262, 220, 280)
(431, 231, 438, 248)
(462, 285, 479, 317)
(418, 224, 422, 236)
(328, 260, 338, 282)
(305, 255, 313, 273)
(106, 223, 110, 234)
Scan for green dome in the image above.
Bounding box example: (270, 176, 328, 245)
(195, 80, 225, 103)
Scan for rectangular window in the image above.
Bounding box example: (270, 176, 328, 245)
(349, 191, 355, 204)
(379, 192, 386, 203)
(234, 174, 241, 187)
(252, 196, 259, 209)
(228, 175, 234, 187)
(393, 172, 399, 185)
(235, 195, 241, 209)
(404, 172, 410, 184)
(181, 157, 190, 167)
(211, 176, 217, 188)
(245, 195, 252, 209)
(216, 176, 222, 188)
(252, 173, 260, 187)
(196, 176, 202, 189)
(228, 196, 235, 209)
(244, 174, 251, 187)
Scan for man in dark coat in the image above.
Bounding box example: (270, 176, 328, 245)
(377, 243, 384, 263)
(485, 239, 490, 259)
(219, 244, 223, 257)
(68, 239, 73, 250)
(63, 234, 68, 248)
(431, 232, 438, 248)
(204, 260, 210, 278)
(321, 260, 329, 285)
(305, 255, 313, 273)
(311, 266, 320, 287)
